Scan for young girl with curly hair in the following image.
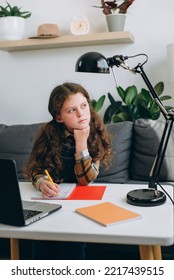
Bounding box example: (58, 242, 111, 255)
(24, 82, 111, 260)
(25, 82, 111, 197)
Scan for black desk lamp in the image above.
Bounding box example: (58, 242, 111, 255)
(75, 52, 174, 207)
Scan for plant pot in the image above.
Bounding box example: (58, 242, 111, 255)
(106, 14, 126, 32)
(0, 17, 25, 40)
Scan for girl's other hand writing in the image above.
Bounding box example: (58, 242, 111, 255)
(39, 180, 60, 197)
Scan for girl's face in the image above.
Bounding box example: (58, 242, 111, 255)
(56, 93, 91, 133)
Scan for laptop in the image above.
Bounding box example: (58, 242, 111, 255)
(0, 159, 62, 226)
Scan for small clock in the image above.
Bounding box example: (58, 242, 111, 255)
(70, 17, 90, 35)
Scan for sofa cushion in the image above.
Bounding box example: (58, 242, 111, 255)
(0, 123, 44, 180)
(96, 122, 133, 183)
(130, 119, 174, 181)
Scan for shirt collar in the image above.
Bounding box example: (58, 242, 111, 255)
(64, 128, 74, 138)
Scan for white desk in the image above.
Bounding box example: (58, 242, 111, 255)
(0, 182, 173, 260)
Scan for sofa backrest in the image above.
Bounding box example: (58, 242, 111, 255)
(0, 121, 134, 182)
(0, 123, 44, 179)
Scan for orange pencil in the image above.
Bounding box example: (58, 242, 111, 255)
(44, 169, 60, 196)
(44, 169, 54, 185)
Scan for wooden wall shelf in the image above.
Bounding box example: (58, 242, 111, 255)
(0, 31, 134, 52)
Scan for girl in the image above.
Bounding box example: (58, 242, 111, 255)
(24, 82, 111, 260)
(25, 82, 111, 196)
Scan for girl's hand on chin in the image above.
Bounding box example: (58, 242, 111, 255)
(74, 125, 90, 143)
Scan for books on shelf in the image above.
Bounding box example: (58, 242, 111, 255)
(75, 201, 142, 226)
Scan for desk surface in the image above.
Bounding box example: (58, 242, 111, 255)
(0, 182, 173, 247)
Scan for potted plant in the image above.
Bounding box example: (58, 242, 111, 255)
(0, 1, 31, 40)
(93, 0, 135, 31)
(91, 82, 173, 123)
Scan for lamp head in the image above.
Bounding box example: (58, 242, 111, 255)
(75, 52, 110, 74)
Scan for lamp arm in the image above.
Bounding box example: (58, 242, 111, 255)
(109, 58, 174, 190)
(132, 63, 174, 189)
(133, 64, 169, 119)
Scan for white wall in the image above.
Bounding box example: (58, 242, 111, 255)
(0, 0, 174, 125)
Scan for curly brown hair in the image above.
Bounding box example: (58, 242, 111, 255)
(24, 83, 111, 181)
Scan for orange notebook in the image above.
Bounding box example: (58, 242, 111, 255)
(68, 185, 106, 200)
(75, 201, 142, 226)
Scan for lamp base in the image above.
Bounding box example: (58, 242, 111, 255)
(126, 189, 166, 207)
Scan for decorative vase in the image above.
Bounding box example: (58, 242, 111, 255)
(0, 17, 25, 40)
(106, 14, 126, 32)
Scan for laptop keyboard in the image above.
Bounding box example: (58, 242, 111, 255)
(23, 209, 42, 220)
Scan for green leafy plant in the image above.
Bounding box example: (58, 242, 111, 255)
(93, 0, 135, 15)
(0, 1, 31, 18)
(103, 82, 173, 123)
(91, 95, 106, 112)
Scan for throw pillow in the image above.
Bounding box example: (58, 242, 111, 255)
(131, 119, 174, 181)
(96, 122, 133, 183)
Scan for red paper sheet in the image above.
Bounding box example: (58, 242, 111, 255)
(67, 185, 106, 200)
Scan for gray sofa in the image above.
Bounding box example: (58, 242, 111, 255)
(1, 119, 174, 183)
(0, 119, 173, 259)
